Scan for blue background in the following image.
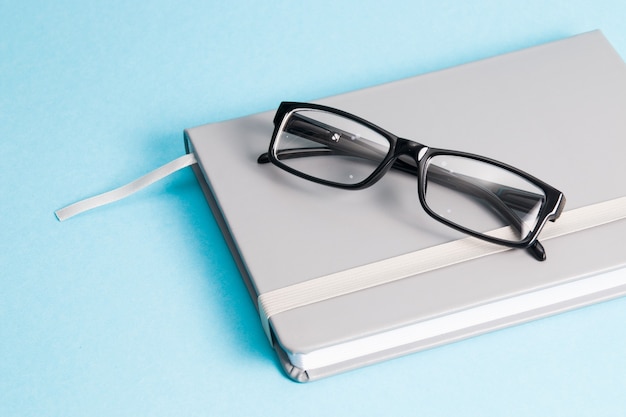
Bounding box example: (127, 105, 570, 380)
(2, 1, 626, 416)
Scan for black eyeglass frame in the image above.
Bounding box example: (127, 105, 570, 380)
(259, 101, 566, 260)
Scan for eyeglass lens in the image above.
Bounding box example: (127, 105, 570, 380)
(273, 109, 391, 185)
(424, 155, 546, 243)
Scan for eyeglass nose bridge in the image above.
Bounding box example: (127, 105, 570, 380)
(393, 138, 428, 161)
(374, 138, 428, 179)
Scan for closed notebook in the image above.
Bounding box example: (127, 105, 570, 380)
(183, 30, 626, 382)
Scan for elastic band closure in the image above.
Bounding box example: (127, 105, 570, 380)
(258, 196, 626, 341)
(55, 153, 197, 221)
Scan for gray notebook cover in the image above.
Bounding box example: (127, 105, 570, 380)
(184, 30, 626, 382)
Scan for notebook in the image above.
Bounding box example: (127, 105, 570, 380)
(183, 30, 626, 382)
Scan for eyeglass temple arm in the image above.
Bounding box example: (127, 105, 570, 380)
(257, 148, 346, 163)
(284, 113, 392, 161)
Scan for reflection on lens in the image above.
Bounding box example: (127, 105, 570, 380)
(273, 109, 391, 185)
(424, 154, 546, 243)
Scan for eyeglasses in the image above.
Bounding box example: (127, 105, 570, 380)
(257, 102, 566, 261)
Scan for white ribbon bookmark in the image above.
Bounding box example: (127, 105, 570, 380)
(55, 153, 197, 221)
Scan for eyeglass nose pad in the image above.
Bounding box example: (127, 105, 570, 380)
(527, 241, 546, 261)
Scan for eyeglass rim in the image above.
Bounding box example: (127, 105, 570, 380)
(267, 101, 566, 250)
(269, 102, 400, 189)
(416, 149, 565, 248)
